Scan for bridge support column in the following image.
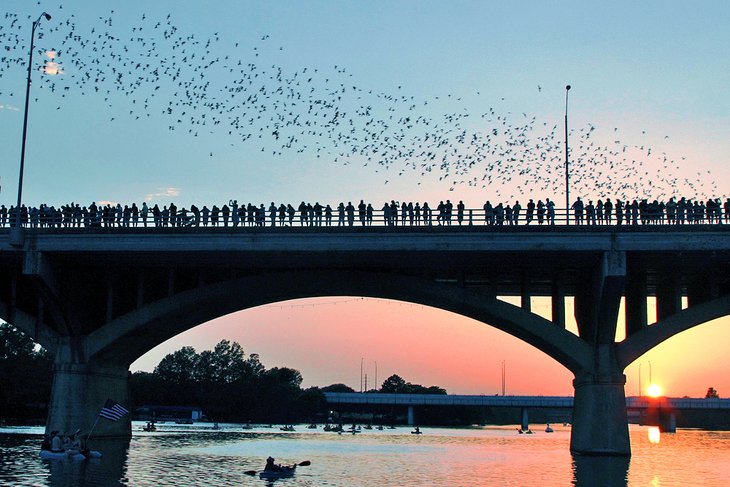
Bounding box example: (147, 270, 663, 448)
(407, 406, 415, 426)
(658, 410, 676, 433)
(520, 408, 529, 431)
(570, 372, 630, 456)
(46, 361, 131, 437)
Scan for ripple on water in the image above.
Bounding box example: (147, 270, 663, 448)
(1, 425, 729, 486)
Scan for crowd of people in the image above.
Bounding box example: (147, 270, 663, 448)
(0, 197, 728, 229)
(40, 429, 87, 454)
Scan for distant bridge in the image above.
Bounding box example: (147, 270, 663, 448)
(323, 392, 730, 410)
(323, 392, 730, 431)
(2, 224, 729, 456)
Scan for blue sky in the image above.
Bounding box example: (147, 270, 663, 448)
(1, 1, 727, 210)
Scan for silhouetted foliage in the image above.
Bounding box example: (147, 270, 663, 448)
(321, 383, 356, 393)
(131, 340, 313, 423)
(0, 323, 53, 421)
(380, 374, 447, 394)
(706, 387, 720, 398)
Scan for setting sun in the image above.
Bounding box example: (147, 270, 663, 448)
(647, 384, 662, 398)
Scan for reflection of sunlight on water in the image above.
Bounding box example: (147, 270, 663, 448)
(651, 475, 661, 486)
(648, 426, 661, 444)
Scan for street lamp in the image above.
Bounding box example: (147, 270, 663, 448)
(10, 12, 52, 247)
(564, 85, 571, 225)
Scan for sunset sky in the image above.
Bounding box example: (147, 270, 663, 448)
(1, 1, 728, 398)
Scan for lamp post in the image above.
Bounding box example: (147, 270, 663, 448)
(373, 360, 378, 392)
(564, 85, 571, 225)
(10, 12, 52, 247)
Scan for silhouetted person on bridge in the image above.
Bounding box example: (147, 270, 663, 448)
(572, 197, 584, 224)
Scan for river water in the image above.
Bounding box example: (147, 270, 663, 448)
(1, 423, 729, 486)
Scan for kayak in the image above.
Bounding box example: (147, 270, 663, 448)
(259, 465, 296, 479)
(40, 449, 102, 460)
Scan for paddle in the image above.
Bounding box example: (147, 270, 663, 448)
(244, 461, 311, 476)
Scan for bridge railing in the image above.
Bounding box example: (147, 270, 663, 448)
(1, 204, 727, 229)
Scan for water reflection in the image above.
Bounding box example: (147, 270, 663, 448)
(2, 425, 730, 486)
(42, 437, 129, 487)
(572, 454, 630, 487)
(648, 426, 661, 444)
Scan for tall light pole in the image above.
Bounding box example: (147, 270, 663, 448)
(373, 360, 378, 392)
(10, 12, 52, 247)
(639, 363, 642, 397)
(501, 360, 506, 396)
(648, 361, 652, 385)
(564, 85, 571, 225)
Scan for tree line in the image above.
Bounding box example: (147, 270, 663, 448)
(0, 322, 450, 424)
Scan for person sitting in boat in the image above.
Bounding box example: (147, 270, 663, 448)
(78, 434, 90, 456)
(264, 456, 283, 472)
(50, 431, 63, 452)
(40, 433, 52, 451)
(70, 429, 82, 450)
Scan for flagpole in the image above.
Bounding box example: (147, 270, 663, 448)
(84, 411, 102, 451)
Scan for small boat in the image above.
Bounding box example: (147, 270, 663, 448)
(212, 422, 220, 430)
(545, 424, 554, 433)
(40, 449, 102, 460)
(411, 427, 422, 435)
(142, 422, 156, 432)
(259, 465, 296, 479)
(279, 425, 295, 432)
(307, 423, 317, 429)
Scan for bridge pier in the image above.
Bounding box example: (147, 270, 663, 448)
(46, 361, 131, 438)
(520, 407, 529, 431)
(570, 372, 630, 456)
(407, 405, 415, 426)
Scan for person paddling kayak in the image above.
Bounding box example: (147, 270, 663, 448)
(264, 456, 285, 472)
(244, 458, 310, 478)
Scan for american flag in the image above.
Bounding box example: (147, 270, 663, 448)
(99, 399, 129, 422)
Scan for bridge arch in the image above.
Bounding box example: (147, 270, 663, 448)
(86, 269, 592, 374)
(617, 295, 730, 368)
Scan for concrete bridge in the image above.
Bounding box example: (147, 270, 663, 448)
(1, 224, 729, 456)
(323, 392, 730, 432)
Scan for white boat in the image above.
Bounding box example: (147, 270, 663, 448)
(40, 449, 102, 460)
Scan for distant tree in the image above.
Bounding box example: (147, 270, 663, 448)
(380, 374, 447, 394)
(296, 387, 327, 420)
(135, 339, 310, 422)
(321, 383, 355, 393)
(154, 346, 199, 384)
(706, 387, 720, 398)
(0, 323, 53, 420)
(264, 366, 303, 389)
(423, 385, 448, 395)
(381, 374, 408, 393)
